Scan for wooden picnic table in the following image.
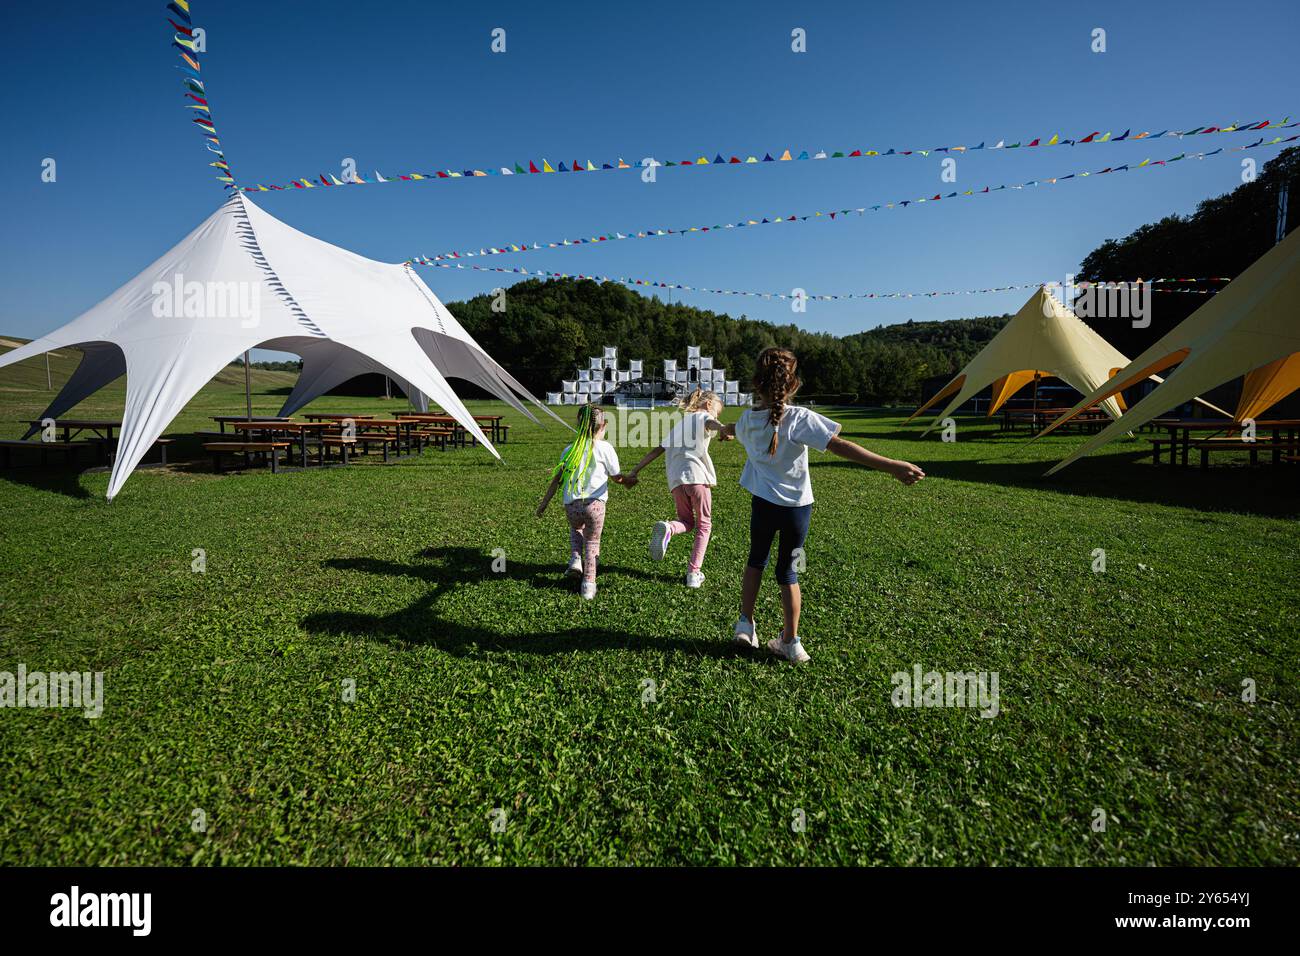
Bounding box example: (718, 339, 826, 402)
(24, 419, 123, 463)
(302, 413, 376, 422)
(352, 418, 423, 457)
(397, 412, 505, 444)
(212, 415, 291, 434)
(227, 420, 335, 468)
(1000, 407, 1109, 433)
(1149, 418, 1300, 467)
(26, 418, 121, 442)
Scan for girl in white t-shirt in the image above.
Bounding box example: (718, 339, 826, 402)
(721, 348, 926, 662)
(624, 389, 729, 588)
(536, 403, 631, 599)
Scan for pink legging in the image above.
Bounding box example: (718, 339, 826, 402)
(666, 484, 712, 573)
(565, 498, 606, 583)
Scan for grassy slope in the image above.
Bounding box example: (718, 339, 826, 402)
(0, 360, 1296, 865)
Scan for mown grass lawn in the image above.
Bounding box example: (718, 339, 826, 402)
(0, 371, 1296, 865)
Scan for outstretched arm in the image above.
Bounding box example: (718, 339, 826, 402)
(622, 445, 665, 486)
(826, 435, 925, 485)
(536, 472, 563, 516)
(706, 418, 735, 441)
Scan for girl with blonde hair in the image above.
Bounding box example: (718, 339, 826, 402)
(624, 388, 728, 588)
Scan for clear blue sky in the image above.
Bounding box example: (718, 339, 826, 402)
(1, 0, 1296, 348)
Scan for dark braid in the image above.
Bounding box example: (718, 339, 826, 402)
(753, 347, 800, 456)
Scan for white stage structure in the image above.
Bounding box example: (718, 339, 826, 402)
(550, 344, 749, 406)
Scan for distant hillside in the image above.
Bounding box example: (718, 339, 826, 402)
(0, 338, 299, 401)
(445, 279, 1009, 404)
(1078, 146, 1298, 357)
(847, 315, 1007, 350)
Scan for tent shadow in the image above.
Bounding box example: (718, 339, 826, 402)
(0, 465, 93, 499)
(846, 450, 1299, 517)
(299, 546, 739, 658)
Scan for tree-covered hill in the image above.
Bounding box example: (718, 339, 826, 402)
(447, 279, 1008, 405)
(1077, 146, 1298, 357)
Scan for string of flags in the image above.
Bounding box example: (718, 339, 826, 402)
(166, 2, 233, 188)
(237, 117, 1296, 195)
(409, 138, 1299, 265)
(412, 260, 1230, 303)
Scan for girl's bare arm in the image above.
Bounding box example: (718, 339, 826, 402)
(627, 444, 665, 480)
(536, 473, 563, 516)
(826, 435, 925, 485)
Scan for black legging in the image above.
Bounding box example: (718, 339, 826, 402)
(746, 494, 812, 584)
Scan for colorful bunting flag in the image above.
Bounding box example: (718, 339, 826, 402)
(233, 115, 1297, 196)
(165, 2, 235, 189)
(409, 263, 1231, 305)
(406, 137, 1297, 265)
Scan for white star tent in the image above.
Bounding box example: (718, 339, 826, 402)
(0, 193, 555, 500)
(1040, 225, 1300, 474)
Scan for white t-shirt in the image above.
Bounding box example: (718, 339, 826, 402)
(736, 405, 841, 506)
(561, 439, 621, 504)
(661, 411, 719, 490)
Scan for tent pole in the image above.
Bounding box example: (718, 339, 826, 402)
(45, 353, 51, 390)
(244, 351, 252, 420)
(1277, 180, 1290, 246)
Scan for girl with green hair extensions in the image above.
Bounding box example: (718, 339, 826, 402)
(536, 403, 632, 599)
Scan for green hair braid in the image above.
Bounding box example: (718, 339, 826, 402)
(552, 403, 599, 497)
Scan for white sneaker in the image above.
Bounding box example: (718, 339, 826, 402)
(685, 571, 705, 589)
(566, 555, 583, 577)
(579, 581, 597, 600)
(648, 521, 671, 561)
(767, 634, 810, 663)
(733, 616, 758, 649)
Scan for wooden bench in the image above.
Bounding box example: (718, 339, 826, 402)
(318, 436, 357, 465)
(498, 424, 511, 444)
(0, 439, 88, 469)
(1196, 439, 1295, 470)
(203, 441, 291, 474)
(1150, 436, 1296, 468)
(88, 436, 176, 466)
(414, 427, 452, 452)
(1146, 438, 1175, 466)
(148, 438, 175, 466)
(352, 432, 400, 462)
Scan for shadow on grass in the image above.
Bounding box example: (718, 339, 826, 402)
(818, 447, 1299, 517)
(0, 464, 93, 499)
(301, 546, 739, 658)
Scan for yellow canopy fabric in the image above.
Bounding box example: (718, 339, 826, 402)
(908, 287, 1127, 434)
(1235, 352, 1300, 421)
(1043, 225, 1300, 474)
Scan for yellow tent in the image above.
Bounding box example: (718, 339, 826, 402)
(1042, 225, 1300, 474)
(907, 287, 1128, 434)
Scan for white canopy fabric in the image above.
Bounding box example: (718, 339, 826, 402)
(907, 288, 1129, 434)
(1041, 224, 1300, 474)
(0, 193, 554, 499)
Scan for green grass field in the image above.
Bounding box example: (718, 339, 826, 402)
(0, 351, 1297, 865)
